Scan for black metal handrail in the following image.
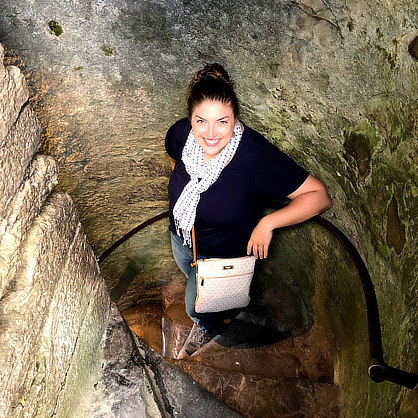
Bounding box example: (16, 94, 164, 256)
(97, 211, 169, 264)
(313, 216, 418, 390)
(97, 210, 418, 389)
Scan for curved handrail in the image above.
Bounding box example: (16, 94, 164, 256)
(313, 216, 418, 389)
(97, 211, 169, 264)
(97, 210, 418, 389)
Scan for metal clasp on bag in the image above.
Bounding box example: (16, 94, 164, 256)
(223, 265, 234, 270)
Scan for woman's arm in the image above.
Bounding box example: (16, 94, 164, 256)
(247, 174, 332, 259)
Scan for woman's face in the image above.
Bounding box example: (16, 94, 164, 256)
(190, 100, 236, 163)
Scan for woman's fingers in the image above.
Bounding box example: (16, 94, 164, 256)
(251, 243, 258, 259)
(263, 244, 268, 259)
(247, 241, 258, 258)
(247, 239, 253, 256)
(247, 242, 269, 259)
(247, 221, 273, 259)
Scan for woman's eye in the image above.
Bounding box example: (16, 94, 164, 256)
(197, 119, 205, 123)
(219, 120, 227, 124)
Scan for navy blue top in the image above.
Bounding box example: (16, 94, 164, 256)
(165, 118, 309, 258)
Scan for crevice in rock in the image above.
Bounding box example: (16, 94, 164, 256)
(408, 35, 418, 61)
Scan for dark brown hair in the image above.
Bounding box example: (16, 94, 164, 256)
(187, 63, 240, 118)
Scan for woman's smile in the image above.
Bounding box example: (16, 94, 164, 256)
(203, 137, 222, 147)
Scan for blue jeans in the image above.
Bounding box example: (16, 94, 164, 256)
(171, 231, 229, 333)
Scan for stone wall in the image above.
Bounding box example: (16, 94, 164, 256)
(0, 43, 110, 417)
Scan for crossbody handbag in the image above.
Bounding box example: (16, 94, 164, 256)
(191, 227, 256, 313)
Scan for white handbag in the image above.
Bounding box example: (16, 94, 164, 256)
(191, 227, 256, 313)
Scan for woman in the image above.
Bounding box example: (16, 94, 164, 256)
(166, 63, 331, 359)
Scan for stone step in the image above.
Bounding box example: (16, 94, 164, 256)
(123, 282, 340, 418)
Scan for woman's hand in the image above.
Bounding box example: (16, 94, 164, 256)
(247, 218, 274, 259)
(169, 157, 176, 171)
(247, 174, 332, 259)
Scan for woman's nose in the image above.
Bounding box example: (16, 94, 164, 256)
(206, 123, 215, 138)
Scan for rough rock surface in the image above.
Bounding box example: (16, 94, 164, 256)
(0, 104, 42, 218)
(0, 47, 110, 418)
(77, 303, 160, 418)
(79, 303, 244, 418)
(134, 331, 244, 418)
(0, 43, 28, 141)
(0, 153, 58, 299)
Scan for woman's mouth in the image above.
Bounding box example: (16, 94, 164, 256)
(203, 137, 221, 147)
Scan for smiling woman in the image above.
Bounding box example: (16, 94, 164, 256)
(165, 63, 332, 359)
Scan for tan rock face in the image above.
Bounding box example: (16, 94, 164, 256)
(0, 154, 58, 298)
(1, 194, 90, 415)
(0, 45, 110, 417)
(0, 104, 40, 220)
(0, 44, 29, 141)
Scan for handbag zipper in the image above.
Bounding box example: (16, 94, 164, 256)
(199, 272, 253, 282)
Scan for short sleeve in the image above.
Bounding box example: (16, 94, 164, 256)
(165, 118, 190, 161)
(255, 141, 309, 199)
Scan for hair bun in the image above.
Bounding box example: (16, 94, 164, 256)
(191, 63, 232, 86)
(202, 63, 230, 82)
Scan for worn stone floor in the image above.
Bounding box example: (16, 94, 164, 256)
(123, 283, 340, 418)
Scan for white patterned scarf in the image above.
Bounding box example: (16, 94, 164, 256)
(173, 120, 243, 246)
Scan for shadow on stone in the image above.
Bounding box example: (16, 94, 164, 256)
(214, 312, 291, 349)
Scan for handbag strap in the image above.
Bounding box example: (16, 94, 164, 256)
(191, 226, 197, 268)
